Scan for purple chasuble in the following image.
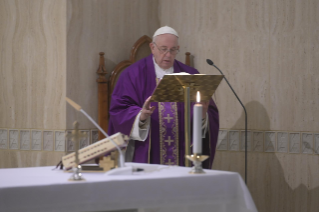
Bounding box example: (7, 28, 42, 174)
(108, 54, 219, 168)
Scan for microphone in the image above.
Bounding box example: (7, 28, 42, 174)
(65, 97, 125, 168)
(206, 59, 214, 65)
(206, 59, 248, 185)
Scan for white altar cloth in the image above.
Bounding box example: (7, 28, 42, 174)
(0, 163, 257, 212)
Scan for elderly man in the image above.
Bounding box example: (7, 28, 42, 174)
(108, 26, 219, 168)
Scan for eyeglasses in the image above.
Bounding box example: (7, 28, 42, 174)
(153, 42, 179, 55)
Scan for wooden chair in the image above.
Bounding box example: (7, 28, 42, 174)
(96, 35, 191, 139)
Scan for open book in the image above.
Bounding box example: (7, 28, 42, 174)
(150, 73, 223, 103)
(62, 132, 128, 170)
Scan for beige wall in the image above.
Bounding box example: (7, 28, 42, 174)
(0, 0, 159, 167)
(0, 0, 67, 167)
(158, 0, 319, 211)
(66, 0, 159, 129)
(0, 0, 67, 130)
(160, 0, 319, 132)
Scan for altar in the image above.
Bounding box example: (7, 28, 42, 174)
(0, 163, 257, 212)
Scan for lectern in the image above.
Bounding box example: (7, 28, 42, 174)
(150, 73, 223, 166)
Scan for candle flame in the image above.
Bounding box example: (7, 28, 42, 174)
(196, 91, 201, 102)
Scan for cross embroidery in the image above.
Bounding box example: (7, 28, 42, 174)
(165, 136, 174, 146)
(165, 159, 174, 165)
(163, 114, 173, 123)
(99, 156, 115, 171)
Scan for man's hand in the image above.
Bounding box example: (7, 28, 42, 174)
(140, 96, 156, 121)
(202, 101, 209, 119)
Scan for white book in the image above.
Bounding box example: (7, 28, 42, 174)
(62, 132, 128, 170)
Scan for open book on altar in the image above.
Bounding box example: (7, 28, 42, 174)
(62, 132, 128, 170)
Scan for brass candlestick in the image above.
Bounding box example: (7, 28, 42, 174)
(68, 121, 86, 181)
(186, 154, 209, 174)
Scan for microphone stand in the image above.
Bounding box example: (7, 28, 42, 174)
(80, 109, 125, 168)
(65, 97, 125, 168)
(206, 59, 248, 185)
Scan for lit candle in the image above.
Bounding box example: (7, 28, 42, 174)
(193, 91, 202, 154)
